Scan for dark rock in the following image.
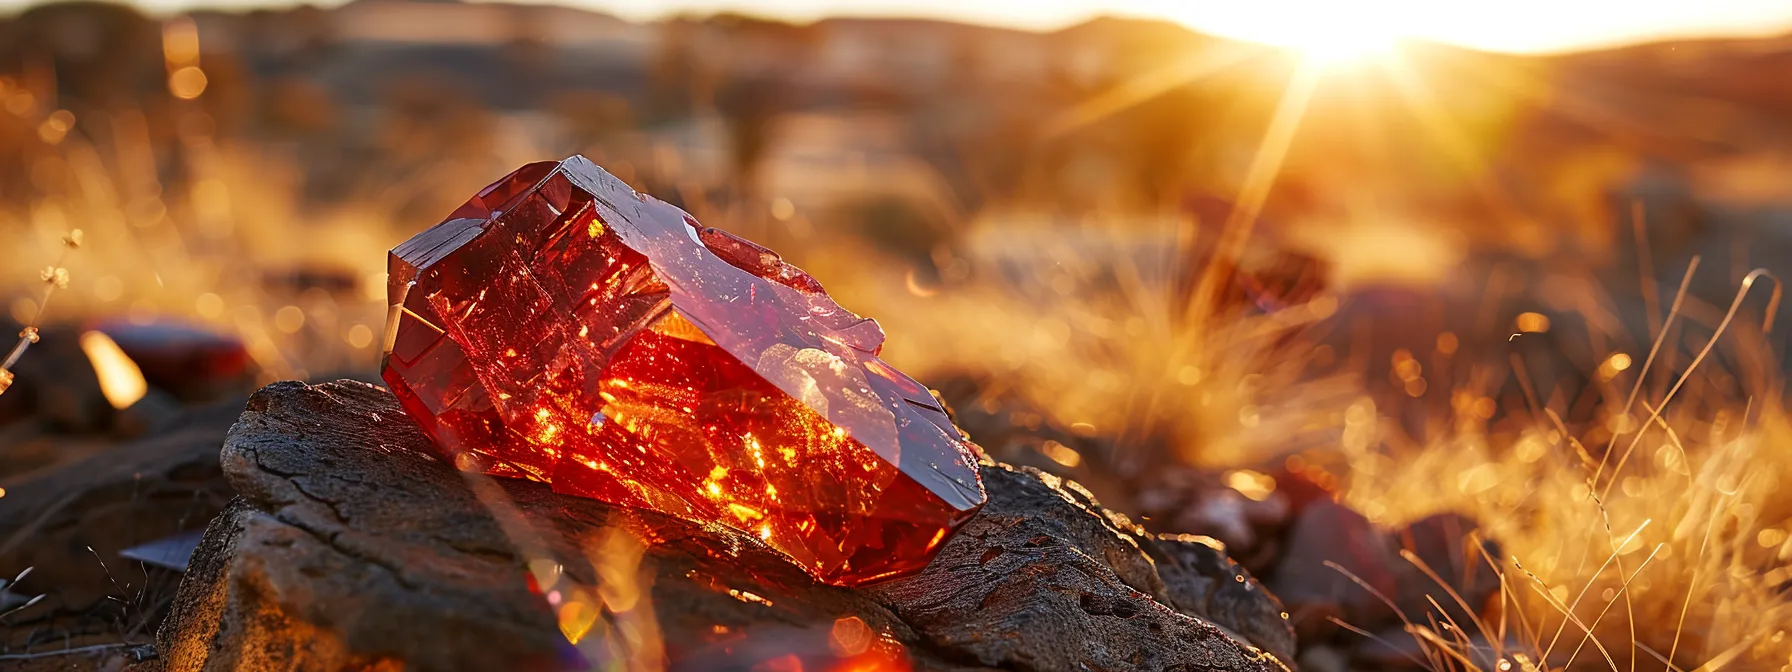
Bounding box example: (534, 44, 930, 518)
(1262, 466, 1336, 518)
(114, 388, 189, 439)
(1392, 513, 1501, 631)
(1266, 500, 1399, 638)
(0, 397, 241, 647)
(1124, 465, 1293, 577)
(95, 320, 252, 403)
(158, 380, 1289, 672)
(1142, 533, 1295, 665)
(1171, 488, 1262, 552)
(870, 464, 1289, 671)
(0, 324, 111, 432)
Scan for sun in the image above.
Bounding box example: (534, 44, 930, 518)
(1161, 2, 1411, 67)
(1264, 13, 1407, 67)
(1293, 29, 1402, 67)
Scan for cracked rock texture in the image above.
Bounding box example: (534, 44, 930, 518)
(157, 380, 1290, 672)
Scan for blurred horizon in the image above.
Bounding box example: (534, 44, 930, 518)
(7, 0, 1792, 667)
(2, 0, 1792, 54)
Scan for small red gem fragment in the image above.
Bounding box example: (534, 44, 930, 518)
(381, 156, 986, 586)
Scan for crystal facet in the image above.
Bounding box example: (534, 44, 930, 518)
(381, 156, 986, 586)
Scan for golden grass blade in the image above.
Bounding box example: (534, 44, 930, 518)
(1400, 548, 1500, 649)
(1595, 256, 1698, 484)
(1542, 520, 1650, 661)
(1328, 616, 1438, 671)
(1688, 629, 1765, 672)
(1561, 544, 1664, 670)
(1667, 491, 1728, 669)
(1603, 269, 1781, 499)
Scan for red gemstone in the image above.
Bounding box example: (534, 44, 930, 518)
(380, 156, 985, 586)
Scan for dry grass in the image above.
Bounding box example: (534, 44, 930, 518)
(787, 184, 1792, 670)
(6, 64, 1792, 672)
(1333, 270, 1792, 671)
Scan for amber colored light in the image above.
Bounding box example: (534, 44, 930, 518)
(169, 66, 208, 100)
(1608, 353, 1633, 371)
(36, 110, 73, 145)
(555, 590, 600, 644)
(829, 636, 912, 672)
(273, 306, 306, 333)
(347, 324, 375, 349)
(80, 330, 148, 409)
(162, 17, 201, 66)
(1435, 331, 1459, 354)
(1516, 311, 1550, 333)
(381, 156, 986, 586)
(830, 616, 873, 656)
(1224, 469, 1277, 501)
(1037, 440, 1081, 468)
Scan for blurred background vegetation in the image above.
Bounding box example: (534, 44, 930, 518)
(7, 1, 1792, 668)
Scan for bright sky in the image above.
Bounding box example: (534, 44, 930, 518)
(7, 0, 1792, 53)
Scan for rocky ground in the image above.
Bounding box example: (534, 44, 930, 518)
(154, 379, 1295, 672)
(0, 333, 1503, 671)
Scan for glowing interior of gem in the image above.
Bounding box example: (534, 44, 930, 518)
(381, 156, 986, 586)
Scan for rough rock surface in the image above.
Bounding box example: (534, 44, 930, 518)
(1143, 533, 1296, 665)
(1267, 500, 1398, 638)
(869, 466, 1294, 670)
(157, 380, 1290, 672)
(0, 398, 241, 651)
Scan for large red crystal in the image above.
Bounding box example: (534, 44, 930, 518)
(380, 156, 985, 586)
